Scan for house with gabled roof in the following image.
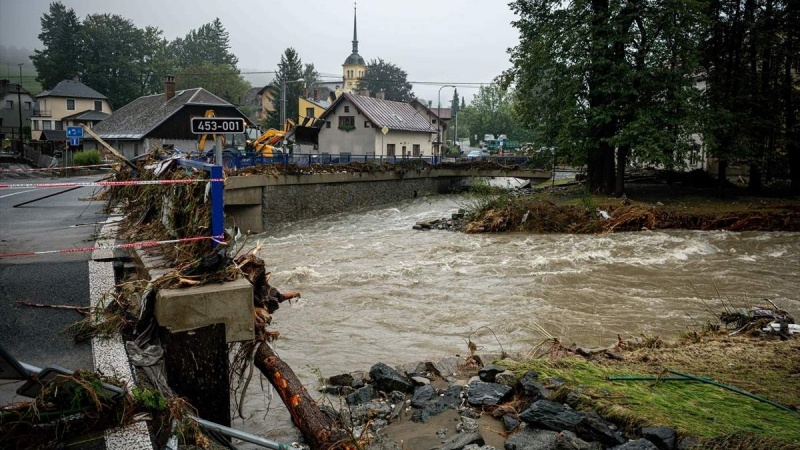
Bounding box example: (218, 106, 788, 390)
(317, 92, 436, 158)
(90, 77, 252, 159)
(31, 77, 112, 141)
(410, 98, 451, 156)
(0, 79, 34, 141)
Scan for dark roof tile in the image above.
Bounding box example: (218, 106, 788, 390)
(92, 88, 232, 140)
(35, 80, 107, 100)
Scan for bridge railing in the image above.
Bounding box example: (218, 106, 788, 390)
(190, 152, 552, 171)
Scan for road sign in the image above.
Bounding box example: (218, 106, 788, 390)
(66, 126, 83, 138)
(69, 138, 81, 147)
(191, 117, 245, 134)
(381, 125, 389, 135)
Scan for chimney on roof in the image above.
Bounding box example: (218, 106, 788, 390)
(164, 75, 176, 101)
(302, 88, 309, 99)
(376, 90, 385, 100)
(313, 89, 320, 101)
(73, 75, 81, 82)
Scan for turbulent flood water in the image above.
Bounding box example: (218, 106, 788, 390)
(234, 194, 800, 443)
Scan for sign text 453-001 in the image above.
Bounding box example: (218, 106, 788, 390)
(191, 117, 245, 134)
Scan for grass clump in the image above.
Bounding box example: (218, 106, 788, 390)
(73, 150, 103, 166)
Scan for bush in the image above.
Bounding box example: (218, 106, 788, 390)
(73, 150, 103, 167)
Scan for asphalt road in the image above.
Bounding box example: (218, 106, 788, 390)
(0, 166, 110, 403)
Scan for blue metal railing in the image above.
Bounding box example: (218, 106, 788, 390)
(190, 152, 548, 171)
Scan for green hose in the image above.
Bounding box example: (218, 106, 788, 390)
(608, 369, 799, 416)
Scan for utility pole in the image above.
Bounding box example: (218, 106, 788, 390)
(16, 64, 23, 148)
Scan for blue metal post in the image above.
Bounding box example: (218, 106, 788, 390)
(210, 164, 224, 246)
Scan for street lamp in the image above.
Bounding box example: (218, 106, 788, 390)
(16, 64, 23, 144)
(437, 85, 455, 162)
(281, 77, 304, 151)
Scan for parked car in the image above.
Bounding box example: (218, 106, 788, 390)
(466, 150, 487, 159)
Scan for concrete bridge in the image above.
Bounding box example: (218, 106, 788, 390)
(224, 167, 553, 233)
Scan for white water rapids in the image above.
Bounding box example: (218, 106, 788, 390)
(234, 194, 799, 444)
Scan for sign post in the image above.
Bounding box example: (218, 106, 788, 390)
(66, 126, 83, 148)
(381, 126, 388, 159)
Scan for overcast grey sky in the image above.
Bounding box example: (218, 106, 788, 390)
(0, 0, 520, 103)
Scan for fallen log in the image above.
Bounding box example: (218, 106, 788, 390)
(254, 341, 357, 450)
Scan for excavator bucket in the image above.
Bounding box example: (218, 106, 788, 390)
(293, 125, 321, 145)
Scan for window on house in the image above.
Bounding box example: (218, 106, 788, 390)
(413, 144, 420, 156)
(326, 121, 331, 128)
(305, 107, 315, 118)
(344, 106, 350, 113)
(55, 121, 63, 131)
(338, 116, 355, 129)
(387, 144, 396, 156)
(94, 100, 102, 111)
(43, 120, 52, 130)
(364, 121, 370, 128)
(432, 119, 437, 124)
(402, 145, 407, 156)
(32, 120, 39, 131)
(5, 100, 12, 109)
(67, 99, 75, 110)
(24, 102, 32, 110)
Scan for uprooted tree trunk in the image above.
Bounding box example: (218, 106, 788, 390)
(254, 341, 357, 450)
(237, 252, 357, 449)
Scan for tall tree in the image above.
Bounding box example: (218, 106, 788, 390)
(450, 88, 460, 116)
(31, 2, 82, 89)
(509, 0, 703, 195)
(458, 83, 515, 145)
(356, 58, 414, 101)
(264, 48, 305, 129)
(136, 26, 177, 98)
(175, 63, 250, 105)
(172, 18, 238, 68)
(78, 14, 147, 108)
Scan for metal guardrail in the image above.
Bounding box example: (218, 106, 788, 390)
(191, 152, 552, 171)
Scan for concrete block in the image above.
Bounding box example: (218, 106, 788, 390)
(155, 278, 254, 342)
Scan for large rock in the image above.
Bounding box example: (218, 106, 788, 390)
(479, 364, 507, 382)
(520, 400, 623, 446)
(411, 384, 463, 423)
(611, 439, 660, 450)
(640, 427, 677, 450)
(504, 428, 559, 450)
(518, 370, 549, 400)
(327, 373, 354, 387)
(346, 385, 375, 405)
(369, 362, 414, 393)
(411, 384, 435, 408)
(442, 432, 485, 450)
(555, 431, 603, 450)
(467, 380, 513, 406)
(430, 356, 462, 378)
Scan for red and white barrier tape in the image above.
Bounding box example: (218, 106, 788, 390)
(0, 163, 114, 173)
(0, 178, 225, 189)
(0, 235, 226, 259)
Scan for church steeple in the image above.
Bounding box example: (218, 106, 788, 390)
(352, 3, 359, 55)
(342, 1, 366, 94)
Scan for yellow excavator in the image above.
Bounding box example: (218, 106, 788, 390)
(197, 110, 321, 157)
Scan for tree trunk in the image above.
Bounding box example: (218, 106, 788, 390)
(717, 158, 728, 197)
(615, 145, 628, 196)
(254, 341, 356, 450)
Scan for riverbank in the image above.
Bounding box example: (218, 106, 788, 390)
(460, 175, 800, 234)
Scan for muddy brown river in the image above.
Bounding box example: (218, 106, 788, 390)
(234, 194, 799, 444)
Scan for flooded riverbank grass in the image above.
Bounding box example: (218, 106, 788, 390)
(463, 182, 800, 233)
(501, 336, 800, 448)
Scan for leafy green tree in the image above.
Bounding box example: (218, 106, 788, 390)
(172, 18, 238, 68)
(175, 63, 250, 105)
(264, 48, 305, 129)
(458, 83, 515, 145)
(302, 63, 320, 91)
(509, 0, 704, 195)
(702, 0, 799, 193)
(450, 88, 460, 116)
(136, 26, 177, 97)
(357, 58, 414, 101)
(78, 14, 147, 108)
(31, 2, 82, 89)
